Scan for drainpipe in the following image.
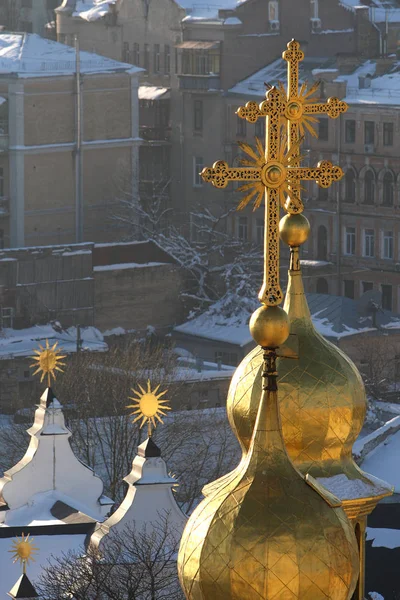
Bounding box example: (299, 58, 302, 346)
(75, 34, 83, 243)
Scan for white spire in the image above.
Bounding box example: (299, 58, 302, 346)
(0, 388, 112, 521)
(91, 436, 187, 547)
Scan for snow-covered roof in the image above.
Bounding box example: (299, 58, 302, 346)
(0, 324, 107, 359)
(229, 56, 337, 98)
(340, 0, 400, 23)
(0, 33, 142, 78)
(70, 0, 246, 23)
(72, 0, 112, 21)
(174, 292, 400, 346)
(361, 426, 400, 494)
(336, 59, 400, 106)
(139, 85, 170, 100)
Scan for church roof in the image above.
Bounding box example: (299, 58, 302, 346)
(8, 573, 38, 598)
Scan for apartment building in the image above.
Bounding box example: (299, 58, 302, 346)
(56, 0, 377, 230)
(0, 32, 142, 248)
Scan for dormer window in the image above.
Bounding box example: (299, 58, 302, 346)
(268, 1, 279, 31)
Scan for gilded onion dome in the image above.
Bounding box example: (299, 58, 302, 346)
(178, 317, 359, 600)
(223, 214, 392, 517)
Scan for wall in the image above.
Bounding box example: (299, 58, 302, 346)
(94, 263, 185, 332)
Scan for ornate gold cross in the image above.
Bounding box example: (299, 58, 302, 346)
(201, 39, 347, 307)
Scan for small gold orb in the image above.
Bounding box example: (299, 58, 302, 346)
(279, 213, 310, 247)
(249, 305, 290, 348)
(286, 100, 303, 120)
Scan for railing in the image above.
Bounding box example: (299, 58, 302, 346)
(139, 126, 171, 142)
(179, 74, 221, 91)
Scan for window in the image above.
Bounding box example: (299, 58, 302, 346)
(268, 0, 279, 20)
(238, 216, 248, 241)
(122, 41, 130, 63)
(154, 44, 161, 72)
(181, 50, 220, 75)
(318, 118, 328, 141)
(345, 120, 356, 144)
(164, 45, 170, 73)
(20, 21, 33, 33)
(21, 0, 32, 7)
(344, 169, 356, 203)
(193, 156, 203, 187)
(316, 278, 329, 294)
(237, 116, 247, 137)
(310, 0, 319, 18)
(362, 281, 373, 293)
(345, 227, 356, 255)
(2, 307, 13, 327)
(364, 121, 375, 144)
(133, 43, 140, 66)
(0, 167, 4, 197)
(255, 119, 265, 138)
(383, 230, 393, 259)
(382, 284, 392, 310)
(194, 100, 203, 132)
(364, 229, 375, 257)
(364, 170, 375, 205)
(317, 225, 328, 260)
(256, 218, 264, 244)
(344, 280, 355, 299)
(383, 122, 394, 146)
(175, 47, 179, 74)
(382, 171, 394, 206)
(144, 44, 150, 72)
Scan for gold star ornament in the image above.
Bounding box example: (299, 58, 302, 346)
(30, 340, 66, 387)
(9, 533, 38, 574)
(127, 380, 171, 437)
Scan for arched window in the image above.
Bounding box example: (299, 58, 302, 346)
(316, 277, 329, 294)
(382, 171, 394, 207)
(310, 0, 319, 18)
(317, 225, 328, 261)
(364, 170, 375, 205)
(344, 169, 356, 203)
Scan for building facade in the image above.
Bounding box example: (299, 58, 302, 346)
(0, 32, 142, 248)
(56, 0, 378, 230)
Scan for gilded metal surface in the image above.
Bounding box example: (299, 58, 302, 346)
(201, 41, 346, 307)
(178, 351, 359, 600)
(30, 340, 66, 387)
(181, 41, 362, 600)
(9, 534, 38, 575)
(126, 379, 170, 438)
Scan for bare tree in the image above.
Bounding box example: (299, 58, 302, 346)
(0, 341, 240, 509)
(38, 514, 185, 600)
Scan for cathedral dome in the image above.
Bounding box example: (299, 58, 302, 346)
(179, 347, 359, 600)
(227, 267, 366, 480)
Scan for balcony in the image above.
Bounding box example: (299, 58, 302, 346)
(179, 74, 221, 91)
(139, 126, 171, 144)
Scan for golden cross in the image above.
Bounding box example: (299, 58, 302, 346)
(202, 83, 345, 306)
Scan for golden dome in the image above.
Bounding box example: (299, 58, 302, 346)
(178, 351, 359, 600)
(227, 268, 366, 479)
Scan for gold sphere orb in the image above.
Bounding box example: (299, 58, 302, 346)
(249, 305, 289, 348)
(279, 212, 310, 247)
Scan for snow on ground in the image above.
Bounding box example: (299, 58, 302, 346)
(362, 427, 400, 493)
(0, 33, 142, 77)
(94, 262, 167, 272)
(0, 534, 86, 597)
(0, 324, 107, 358)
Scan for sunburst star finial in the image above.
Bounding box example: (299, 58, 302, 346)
(30, 339, 66, 387)
(127, 380, 171, 437)
(9, 533, 38, 574)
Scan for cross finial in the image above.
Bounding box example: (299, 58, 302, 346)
(201, 40, 348, 307)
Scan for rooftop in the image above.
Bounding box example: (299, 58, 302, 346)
(0, 33, 142, 78)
